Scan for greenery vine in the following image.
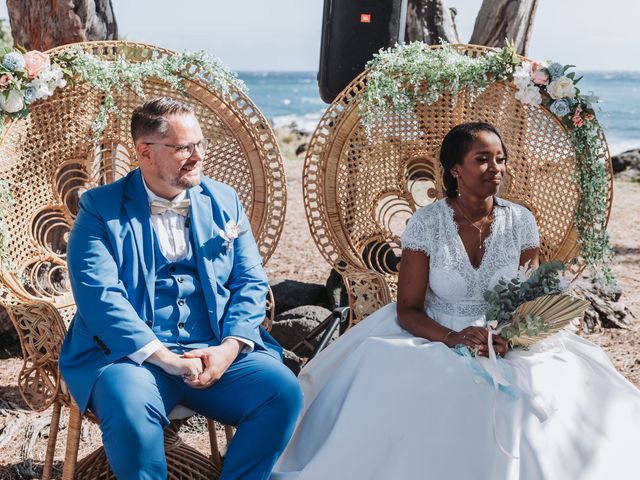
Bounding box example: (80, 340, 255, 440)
(0, 44, 246, 265)
(360, 42, 614, 285)
(55, 47, 246, 141)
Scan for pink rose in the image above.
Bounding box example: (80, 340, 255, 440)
(0, 73, 13, 89)
(23, 50, 50, 79)
(530, 61, 549, 86)
(571, 106, 584, 127)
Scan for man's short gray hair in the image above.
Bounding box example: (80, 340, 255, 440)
(130, 97, 195, 143)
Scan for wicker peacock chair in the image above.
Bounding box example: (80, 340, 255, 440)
(0, 41, 286, 479)
(303, 44, 613, 326)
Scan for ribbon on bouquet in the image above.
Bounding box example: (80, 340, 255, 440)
(454, 328, 551, 459)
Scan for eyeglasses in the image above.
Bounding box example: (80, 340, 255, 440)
(144, 139, 210, 160)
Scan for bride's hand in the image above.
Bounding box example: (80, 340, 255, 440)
(446, 326, 488, 353)
(491, 334, 509, 358)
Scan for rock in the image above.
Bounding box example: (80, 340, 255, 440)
(325, 268, 349, 311)
(617, 168, 640, 181)
(282, 349, 304, 375)
(271, 305, 334, 352)
(573, 278, 634, 331)
(295, 142, 308, 156)
(271, 280, 329, 314)
(612, 148, 640, 174)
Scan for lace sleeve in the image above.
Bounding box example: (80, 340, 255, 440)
(401, 207, 434, 256)
(517, 206, 540, 251)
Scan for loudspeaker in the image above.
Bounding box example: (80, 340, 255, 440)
(318, 0, 408, 103)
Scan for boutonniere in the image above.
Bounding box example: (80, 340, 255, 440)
(219, 220, 243, 253)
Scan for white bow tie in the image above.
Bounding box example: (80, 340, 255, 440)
(150, 199, 191, 217)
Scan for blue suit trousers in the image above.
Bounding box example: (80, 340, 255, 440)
(90, 351, 303, 480)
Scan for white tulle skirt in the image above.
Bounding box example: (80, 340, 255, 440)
(272, 303, 640, 480)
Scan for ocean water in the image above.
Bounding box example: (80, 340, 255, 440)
(238, 71, 640, 155)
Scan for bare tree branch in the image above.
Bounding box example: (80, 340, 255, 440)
(469, 0, 538, 55)
(406, 0, 460, 44)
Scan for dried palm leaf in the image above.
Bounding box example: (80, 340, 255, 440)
(508, 294, 590, 348)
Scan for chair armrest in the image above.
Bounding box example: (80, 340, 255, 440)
(262, 286, 275, 332)
(0, 284, 67, 411)
(340, 265, 393, 327)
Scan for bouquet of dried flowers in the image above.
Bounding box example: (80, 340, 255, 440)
(484, 261, 590, 348)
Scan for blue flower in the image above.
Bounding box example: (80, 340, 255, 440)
(550, 99, 571, 117)
(24, 86, 38, 104)
(546, 62, 564, 80)
(2, 52, 26, 72)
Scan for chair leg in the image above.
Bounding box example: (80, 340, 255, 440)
(224, 425, 234, 445)
(42, 401, 62, 480)
(62, 400, 82, 480)
(207, 419, 223, 470)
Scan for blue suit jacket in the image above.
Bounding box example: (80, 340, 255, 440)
(59, 169, 282, 412)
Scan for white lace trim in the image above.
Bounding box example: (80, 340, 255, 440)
(426, 294, 488, 318)
(400, 203, 437, 256)
(516, 206, 540, 251)
(401, 198, 541, 329)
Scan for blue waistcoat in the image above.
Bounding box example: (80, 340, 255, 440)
(151, 228, 217, 352)
(60, 170, 282, 413)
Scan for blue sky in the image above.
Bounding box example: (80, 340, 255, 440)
(1, 0, 639, 71)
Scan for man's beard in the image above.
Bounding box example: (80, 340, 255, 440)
(176, 172, 201, 189)
(160, 167, 201, 190)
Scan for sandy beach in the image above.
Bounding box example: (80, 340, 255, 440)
(0, 134, 638, 478)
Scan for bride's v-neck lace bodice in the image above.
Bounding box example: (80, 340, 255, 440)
(400, 197, 539, 330)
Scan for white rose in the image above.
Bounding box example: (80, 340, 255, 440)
(515, 84, 542, 106)
(548, 76, 576, 100)
(512, 62, 533, 89)
(0, 89, 25, 113)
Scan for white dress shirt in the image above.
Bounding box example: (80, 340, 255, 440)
(127, 177, 254, 365)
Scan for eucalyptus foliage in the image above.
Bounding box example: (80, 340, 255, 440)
(484, 260, 565, 343)
(360, 42, 614, 285)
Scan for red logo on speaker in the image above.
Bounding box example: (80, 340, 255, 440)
(360, 13, 371, 23)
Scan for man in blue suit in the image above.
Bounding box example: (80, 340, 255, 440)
(59, 97, 303, 480)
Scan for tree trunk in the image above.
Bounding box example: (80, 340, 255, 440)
(469, 0, 538, 55)
(405, 0, 460, 44)
(6, 0, 117, 51)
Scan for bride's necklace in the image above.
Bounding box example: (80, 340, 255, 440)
(454, 198, 494, 250)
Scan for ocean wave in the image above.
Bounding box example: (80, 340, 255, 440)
(271, 112, 324, 133)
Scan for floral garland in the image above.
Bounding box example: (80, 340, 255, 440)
(360, 42, 614, 285)
(0, 46, 246, 139)
(0, 45, 246, 265)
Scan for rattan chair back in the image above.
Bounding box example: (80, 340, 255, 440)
(0, 41, 285, 479)
(303, 44, 613, 324)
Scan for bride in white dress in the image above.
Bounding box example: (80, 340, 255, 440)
(272, 122, 640, 479)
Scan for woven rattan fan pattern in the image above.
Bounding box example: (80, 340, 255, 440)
(303, 44, 613, 325)
(0, 41, 286, 479)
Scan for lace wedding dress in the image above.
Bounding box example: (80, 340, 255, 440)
(272, 198, 640, 480)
